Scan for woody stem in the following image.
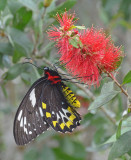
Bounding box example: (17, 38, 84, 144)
(106, 71, 129, 97)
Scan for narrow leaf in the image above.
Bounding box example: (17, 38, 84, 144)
(0, 0, 7, 11)
(75, 26, 86, 29)
(123, 70, 131, 85)
(116, 119, 122, 139)
(3, 64, 23, 80)
(108, 131, 131, 160)
(88, 91, 120, 110)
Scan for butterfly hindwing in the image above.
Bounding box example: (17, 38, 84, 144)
(40, 81, 81, 133)
(13, 77, 49, 145)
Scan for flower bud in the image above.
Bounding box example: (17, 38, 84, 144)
(44, 0, 53, 8)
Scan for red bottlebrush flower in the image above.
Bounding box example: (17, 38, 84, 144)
(47, 11, 77, 41)
(47, 12, 123, 85)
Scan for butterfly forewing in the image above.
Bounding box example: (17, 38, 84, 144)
(13, 77, 49, 145)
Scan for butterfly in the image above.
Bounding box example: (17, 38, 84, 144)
(13, 67, 81, 145)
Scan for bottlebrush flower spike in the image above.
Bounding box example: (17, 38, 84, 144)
(48, 11, 123, 85)
(47, 11, 77, 41)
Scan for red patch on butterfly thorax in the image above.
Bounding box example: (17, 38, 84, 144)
(45, 71, 61, 84)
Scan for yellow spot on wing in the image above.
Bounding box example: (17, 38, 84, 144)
(42, 102, 46, 109)
(46, 112, 51, 118)
(66, 121, 73, 128)
(67, 106, 73, 113)
(69, 114, 76, 121)
(60, 123, 65, 130)
(52, 121, 58, 127)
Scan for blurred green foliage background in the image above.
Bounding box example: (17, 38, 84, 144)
(0, 0, 131, 160)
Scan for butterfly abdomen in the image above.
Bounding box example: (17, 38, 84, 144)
(61, 84, 80, 108)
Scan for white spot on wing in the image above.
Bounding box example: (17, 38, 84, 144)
(20, 117, 23, 127)
(52, 111, 55, 115)
(29, 131, 32, 134)
(18, 110, 23, 121)
(24, 117, 28, 134)
(29, 89, 36, 107)
(56, 113, 60, 121)
(39, 107, 44, 117)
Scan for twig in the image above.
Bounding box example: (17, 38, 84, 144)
(107, 71, 129, 97)
(41, 57, 116, 124)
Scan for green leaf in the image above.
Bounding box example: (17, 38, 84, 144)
(40, 146, 55, 160)
(75, 26, 86, 29)
(13, 7, 32, 30)
(18, 0, 37, 11)
(0, 43, 13, 55)
(48, 0, 77, 17)
(8, 27, 33, 55)
(8, 0, 22, 14)
(1, 85, 8, 98)
(108, 131, 131, 160)
(88, 91, 120, 110)
(123, 70, 131, 85)
(69, 38, 79, 48)
(24, 148, 39, 160)
(116, 119, 122, 139)
(101, 82, 114, 94)
(13, 43, 26, 63)
(0, 0, 7, 11)
(3, 64, 23, 80)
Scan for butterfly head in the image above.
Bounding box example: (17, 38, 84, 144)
(44, 67, 49, 71)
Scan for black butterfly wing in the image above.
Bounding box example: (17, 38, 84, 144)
(41, 82, 81, 133)
(13, 77, 49, 145)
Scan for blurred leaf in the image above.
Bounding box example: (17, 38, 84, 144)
(18, 0, 37, 11)
(2, 55, 11, 68)
(119, 20, 131, 29)
(13, 7, 32, 30)
(21, 73, 31, 85)
(1, 85, 8, 98)
(8, 0, 22, 14)
(8, 27, 33, 54)
(99, 7, 109, 24)
(94, 128, 108, 145)
(122, 70, 131, 85)
(53, 147, 83, 160)
(108, 131, 131, 160)
(81, 112, 94, 125)
(75, 26, 86, 29)
(116, 119, 122, 139)
(48, 0, 77, 17)
(0, 0, 7, 11)
(24, 148, 39, 160)
(88, 91, 120, 110)
(13, 43, 26, 63)
(0, 42, 13, 55)
(4, 63, 23, 80)
(101, 82, 114, 94)
(40, 146, 55, 160)
(103, 127, 131, 145)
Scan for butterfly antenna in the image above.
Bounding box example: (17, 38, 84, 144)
(23, 58, 44, 70)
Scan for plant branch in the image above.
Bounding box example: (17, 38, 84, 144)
(107, 71, 129, 97)
(40, 57, 116, 124)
